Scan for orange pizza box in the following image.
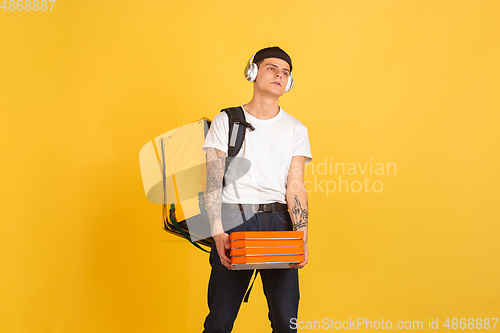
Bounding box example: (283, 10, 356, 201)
(229, 231, 304, 241)
(230, 246, 304, 257)
(230, 262, 297, 270)
(228, 231, 305, 270)
(229, 239, 303, 248)
(231, 254, 304, 265)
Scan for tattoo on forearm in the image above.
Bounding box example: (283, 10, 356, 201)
(205, 148, 225, 229)
(291, 195, 308, 230)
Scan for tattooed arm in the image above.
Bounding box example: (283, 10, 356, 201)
(205, 147, 233, 268)
(206, 147, 225, 235)
(286, 155, 309, 269)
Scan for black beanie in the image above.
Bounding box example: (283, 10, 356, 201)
(252, 46, 293, 72)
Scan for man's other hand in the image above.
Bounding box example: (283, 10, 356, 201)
(290, 241, 308, 269)
(213, 233, 234, 269)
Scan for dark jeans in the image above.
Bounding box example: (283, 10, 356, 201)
(202, 208, 299, 333)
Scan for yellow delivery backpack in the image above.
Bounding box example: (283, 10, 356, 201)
(139, 107, 254, 252)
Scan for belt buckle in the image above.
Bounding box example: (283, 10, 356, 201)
(252, 204, 259, 214)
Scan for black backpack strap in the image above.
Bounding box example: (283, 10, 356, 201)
(221, 107, 255, 189)
(221, 107, 255, 157)
(243, 270, 259, 302)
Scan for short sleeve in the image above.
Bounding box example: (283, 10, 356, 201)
(201, 112, 229, 156)
(293, 125, 313, 164)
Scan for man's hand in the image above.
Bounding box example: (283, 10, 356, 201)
(286, 155, 309, 269)
(290, 241, 308, 269)
(213, 232, 234, 269)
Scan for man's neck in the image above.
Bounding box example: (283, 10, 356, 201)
(243, 95, 280, 120)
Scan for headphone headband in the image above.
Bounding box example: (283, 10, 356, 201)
(244, 50, 294, 93)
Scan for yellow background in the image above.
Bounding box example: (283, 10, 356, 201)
(1, 0, 499, 332)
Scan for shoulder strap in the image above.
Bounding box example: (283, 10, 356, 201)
(221, 107, 255, 157)
(220, 107, 255, 189)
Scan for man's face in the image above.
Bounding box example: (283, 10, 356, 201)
(254, 57, 291, 97)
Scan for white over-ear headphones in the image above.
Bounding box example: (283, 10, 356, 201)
(244, 52, 294, 93)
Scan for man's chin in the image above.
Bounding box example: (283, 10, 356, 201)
(269, 89, 285, 98)
(256, 86, 285, 98)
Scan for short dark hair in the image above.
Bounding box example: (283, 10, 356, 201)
(253, 46, 292, 72)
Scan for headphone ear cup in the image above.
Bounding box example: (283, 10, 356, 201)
(245, 63, 258, 82)
(284, 72, 294, 93)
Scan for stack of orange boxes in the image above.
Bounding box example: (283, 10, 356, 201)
(229, 231, 304, 270)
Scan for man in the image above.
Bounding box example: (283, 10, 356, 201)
(201, 46, 313, 333)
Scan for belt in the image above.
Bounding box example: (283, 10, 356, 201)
(222, 202, 288, 213)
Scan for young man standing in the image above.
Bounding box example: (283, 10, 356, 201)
(201, 46, 313, 333)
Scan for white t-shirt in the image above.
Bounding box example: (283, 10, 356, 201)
(202, 105, 313, 204)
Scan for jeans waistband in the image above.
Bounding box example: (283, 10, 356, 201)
(221, 202, 288, 213)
